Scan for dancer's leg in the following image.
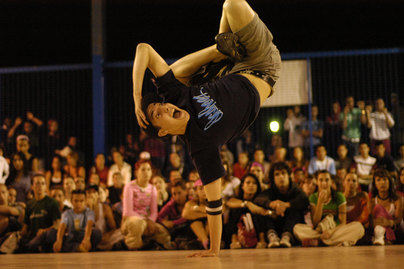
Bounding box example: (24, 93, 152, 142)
(219, 0, 255, 34)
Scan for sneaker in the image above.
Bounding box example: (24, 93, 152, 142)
(373, 225, 385, 246)
(280, 235, 292, 248)
(215, 33, 246, 62)
(373, 237, 385, 246)
(267, 232, 280, 248)
(230, 241, 242, 249)
(316, 214, 336, 233)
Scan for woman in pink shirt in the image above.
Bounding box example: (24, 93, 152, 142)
(121, 160, 172, 250)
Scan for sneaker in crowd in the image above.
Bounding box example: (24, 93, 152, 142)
(280, 234, 292, 248)
(267, 232, 280, 248)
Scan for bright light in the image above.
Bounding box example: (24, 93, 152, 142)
(269, 121, 280, 133)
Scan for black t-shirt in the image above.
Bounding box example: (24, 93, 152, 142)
(24, 195, 61, 240)
(155, 70, 260, 185)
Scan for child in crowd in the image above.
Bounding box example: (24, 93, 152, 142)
(63, 176, 76, 208)
(107, 172, 124, 205)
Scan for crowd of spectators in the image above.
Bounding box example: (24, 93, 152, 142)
(0, 94, 403, 253)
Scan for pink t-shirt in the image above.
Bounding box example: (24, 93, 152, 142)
(122, 181, 158, 221)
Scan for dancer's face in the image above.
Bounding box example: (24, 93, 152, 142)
(147, 102, 189, 136)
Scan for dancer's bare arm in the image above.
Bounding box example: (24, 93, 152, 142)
(132, 43, 170, 128)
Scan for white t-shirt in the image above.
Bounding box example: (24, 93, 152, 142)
(369, 111, 395, 140)
(284, 116, 304, 148)
(0, 156, 9, 184)
(107, 162, 132, 186)
(354, 155, 376, 184)
(222, 177, 241, 199)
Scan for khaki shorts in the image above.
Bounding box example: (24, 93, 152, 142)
(229, 13, 282, 87)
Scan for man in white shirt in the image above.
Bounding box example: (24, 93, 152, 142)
(107, 151, 132, 186)
(284, 108, 304, 149)
(0, 146, 9, 184)
(366, 98, 395, 156)
(308, 145, 336, 176)
(353, 143, 376, 190)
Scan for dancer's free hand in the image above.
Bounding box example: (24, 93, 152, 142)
(135, 105, 149, 129)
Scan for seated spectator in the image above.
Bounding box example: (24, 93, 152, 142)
(85, 185, 118, 250)
(249, 162, 268, 190)
(0, 146, 10, 184)
(335, 144, 352, 171)
(50, 187, 70, 213)
(374, 143, 396, 177)
(354, 142, 376, 191)
(292, 168, 306, 186)
(20, 174, 60, 252)
(164, 152, 187, 180)
(334, 167, 347, 192)
(254, 162, 309, 248)
(221, 161, 241, 200)
(98, 186, 109, 204)
(293, 170, 364, 247)
(150, 175, 169, 210)
(366, 98, 395, 156)
(6, 152, 31, 203)
(220, 144, 234, 166)
(16, 135, 39, 173)
(53, 190, 101, 252)
(56, 136, 84, 164)
(63, 177, 76, 208)
(157, 181, 190, 243)
(287, 146, 308, 173)
(253, 149, 270, 180)
(226, 174, 267, 249)
(185, 181, 196, 201)
(0, 184, 23, 246)
(63, 152, 85, 179)
(370, 169, 402, 245)
(394, 144, 404, 171)
(398, 168, 404, 198)
(88, 173, 100, 186)
(342, 172, 371, 245)
(300, 175, 317, 197)
(308, 145, 336, 176)
(187, 169, 200, 182)
(89, 153, 109, 187)
(121, 160, 172, 250)
(107, 150, 132, 187)
(74, 176, 86, 191)
(168, 169, 182, 185)
(108, 172, 124, 205)
(233, 152, 250, 180)
(45, 156, 64, 190)
(182, 180, 209, 249)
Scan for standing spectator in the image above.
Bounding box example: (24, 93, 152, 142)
(16, 135, 39, 173)
(233, 152, 250, 180)
(63, 177, 76, 208)
(335, 144, 352, 171)
(89, 153, 109, 187)
(226, 174, 267, 249)
(391, 93, 404, 153)
(301, 105, 324, 154)
(0, 146, 9, 184)
(108, 172, 124, 205)
(325, 101, 342, 156)
(293, 170, 364, 246)
(53, 190, 101, 252)
(284, 108, 304, 150)
(253, 149, 270, 180)
(45, 155, 64, 189)
(63, 152, 85, 179)
(354, 143, 376, 191)
(20, 174, 60, 252)
(287, 146, 309, 172)
(121, 160, 172, 250)
(370, 169, 402, 245)
(43, 119, 61, 168)
(394, 144, 404, 171)
(308, 145, 336, 176)
(6, 152, 31, 203)
(366, 98, 395, 156)
(107, 151, 132, 187)
(340, 96, 366, 157)
(374, 143, 396, 176)
(254, 163, 309, 248)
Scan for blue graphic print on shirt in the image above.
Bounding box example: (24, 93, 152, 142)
(193, 87, 223, 131)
